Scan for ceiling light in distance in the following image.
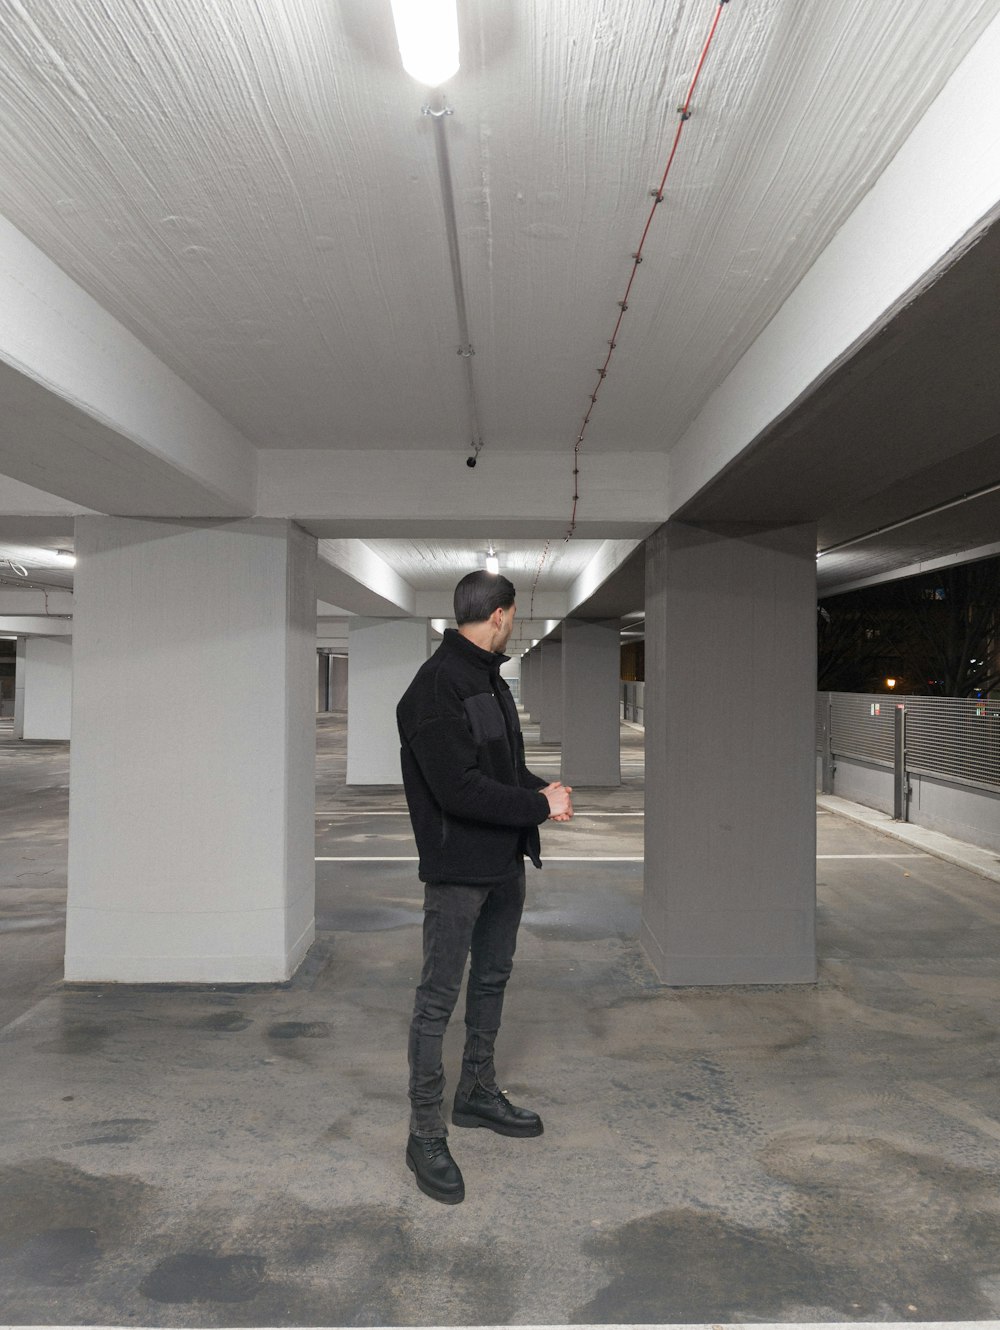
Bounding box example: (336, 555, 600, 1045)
(56, 551, 77, 567)
(485, 542, 499, 575)
(390, 0, 460, 87)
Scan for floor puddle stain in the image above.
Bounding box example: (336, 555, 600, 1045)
(139, 1252, 266, 1303)
(0, 1158, 157, 1293)
(6, 1225, 101, 1286)
(266, 1020, 330, 1040)
(315, 905, 419, 932)
(35, 1020, 115, 1054)
(567, 1138, 1000, 1322)
(192, 1011, 253, 1032)
(76, 1118, 156, 1145)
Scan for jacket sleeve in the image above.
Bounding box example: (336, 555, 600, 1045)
(517, 737, 548, 791)
(407, 710, 550, 828)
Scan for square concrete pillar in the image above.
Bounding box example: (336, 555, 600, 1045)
(539, 639, 563, 743)
(561, 618, 621, 786)
(66, 517, 317, 983)
(518, 651, 531, 714)
(22, 636, 73, 740)
(12, 637, 25, 739)
(642, 521, 817, 985)
(499, 654, 520, 705)
(329, 654, 348, 711)
(346, 618, 430, 784)
(525, 649, 541, 721)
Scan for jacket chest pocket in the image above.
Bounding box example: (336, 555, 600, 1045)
(462, 692, 507, 746)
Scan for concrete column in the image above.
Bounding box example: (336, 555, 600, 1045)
(522, 650, 537, 720)
(66, 517, 317, 983)
(642, 520, 817, 985)
(317, 650, 331, 713)
(12, 637, 25, 739)
(329, 654, 348, 711)
(500, 654, 520, 706)
(539, 639, 563, 744)
(561, 618, 620, 786)
(346, 618, 430, 784)
(23, 636, 72, 740)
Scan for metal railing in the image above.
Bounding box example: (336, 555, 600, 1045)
(817, 691, 1000, 815)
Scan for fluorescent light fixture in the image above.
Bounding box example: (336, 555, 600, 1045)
(486, 555, 499, 575)
(390, 0, 460, 87)
(56, 551, 77, 567)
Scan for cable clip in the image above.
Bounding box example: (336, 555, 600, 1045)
(632, 253, 643, 264)
(457, 343, 475, 357)
(677, 107, 692, 120)
(597, 368, 608, 379)
(618, 300, 629, 311)
(649, 189, 664, 203)
(422, 103, 454, 119)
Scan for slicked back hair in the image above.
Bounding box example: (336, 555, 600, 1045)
(454, 570, 516, 625)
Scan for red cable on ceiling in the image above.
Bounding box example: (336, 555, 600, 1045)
(529, 0, 732, 621)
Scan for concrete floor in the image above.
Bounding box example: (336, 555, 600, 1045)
(2, 712, 1000, 1325)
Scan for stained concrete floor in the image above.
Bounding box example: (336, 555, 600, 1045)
(2, 712, 1000, 1325)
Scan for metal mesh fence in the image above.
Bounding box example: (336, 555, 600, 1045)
(902, 694, 1000, 791)
(818, 691, 1000, 792)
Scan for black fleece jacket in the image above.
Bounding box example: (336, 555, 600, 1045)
(397, 629, 549, 885)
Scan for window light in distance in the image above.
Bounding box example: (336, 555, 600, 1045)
(389, 0, 460, 87)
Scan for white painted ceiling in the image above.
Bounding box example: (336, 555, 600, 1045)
(363, 537, 602, 590)
(0, 0, 994, 457)
(1, 0, 999, 610)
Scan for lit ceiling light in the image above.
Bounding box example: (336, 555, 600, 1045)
(56, 551, 77, 567)
(485, 542, 499, 575)
(390, 0, 460, 88)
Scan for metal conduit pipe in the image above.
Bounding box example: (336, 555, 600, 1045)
(424, 98, 483, 462)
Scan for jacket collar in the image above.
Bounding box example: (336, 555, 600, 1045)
(442, 627, 509, 670)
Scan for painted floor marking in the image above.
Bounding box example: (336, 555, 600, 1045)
(316, 855, 645, 863)
(316, 810, 645, 818)
(816, 853, 931, 859)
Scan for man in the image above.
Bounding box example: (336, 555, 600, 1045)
(396, 570, 573, 1204)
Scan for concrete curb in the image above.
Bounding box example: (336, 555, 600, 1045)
(817, 793, 1000, 884)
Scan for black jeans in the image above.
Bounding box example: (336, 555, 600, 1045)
(408, 864, 526, 1138)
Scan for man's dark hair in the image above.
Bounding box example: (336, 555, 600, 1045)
(454, 570, 516, 625)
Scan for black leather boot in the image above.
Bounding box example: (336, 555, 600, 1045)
(452, 1084, 544, 1137)
(406, 1134, 465, 1204)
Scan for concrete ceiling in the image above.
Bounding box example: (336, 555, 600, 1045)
(1, 0, 1000, 619)
(679, 215, 1000, 596)
(363, 537, 602, 591)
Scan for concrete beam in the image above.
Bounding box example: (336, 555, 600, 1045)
(0, 617, 72, 635)
(819, 538, 1000, 598)
(667, 12, 1000, 516)
(413, 590, 568, 621)
(0, 591, 73, 614)
(258, 449, 666, 536)
(0, 215, 256, 517)
(567, 539, 642, 615)
(316, 539, 416, 617)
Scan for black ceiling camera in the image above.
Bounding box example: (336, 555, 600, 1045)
(466, 455, 477, 467)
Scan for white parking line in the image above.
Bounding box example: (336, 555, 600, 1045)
(816, 853, 931, 859)
(316, 856, 645, 862)
(316, 810, 645, 818)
